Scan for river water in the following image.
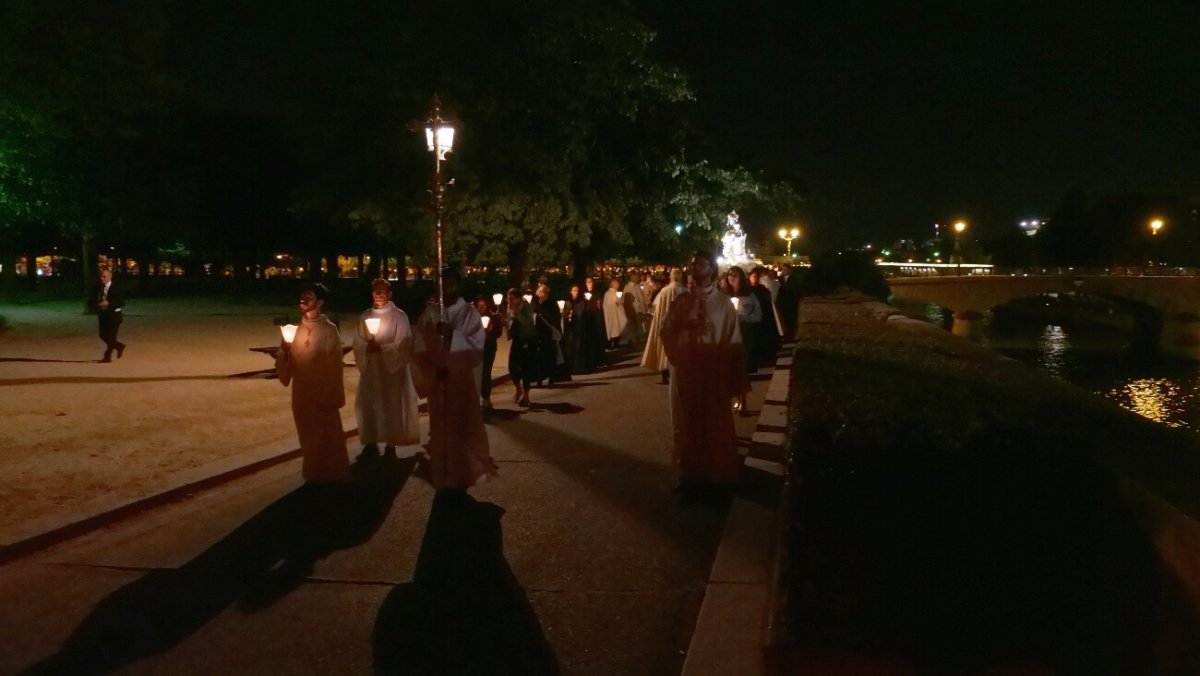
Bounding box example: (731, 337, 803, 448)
(904, 302, 1200, 432)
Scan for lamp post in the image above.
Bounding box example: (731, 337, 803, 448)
(417, 96, 457, 320)
(953, 221, 966, 275)
(777, 226, 801, 258)
(415, 96, 456, 484)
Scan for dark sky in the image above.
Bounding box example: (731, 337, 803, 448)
(639, 1, 1200, 249)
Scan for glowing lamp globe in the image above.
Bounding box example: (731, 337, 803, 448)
(424, 122, 455, 161)
(364, 318, 381, 336)
(280, 324, 299, 344)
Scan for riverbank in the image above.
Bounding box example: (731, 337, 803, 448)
(773, 291, 1200, 673)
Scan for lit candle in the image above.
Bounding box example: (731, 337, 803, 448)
(523, 294, 532, 304)
(731, 297, 740, 311)
(616, 291, 623, 300)
(481, 315, 491, 329)
(556, 300, 565, 311)
(492, 293, 503, 307)
(280, 324, 298, 344)
(584, 292, 593, 301)
(364, 317, 381, 336)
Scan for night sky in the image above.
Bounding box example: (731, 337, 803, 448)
(639, 1, 1200, 250)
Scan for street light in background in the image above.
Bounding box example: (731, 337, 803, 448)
(953, 221, 967, 275)
(1150, 218, 1164, 236)
(777, 226, 801, 258)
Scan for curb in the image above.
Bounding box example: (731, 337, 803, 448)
(0, 365, 518, 568)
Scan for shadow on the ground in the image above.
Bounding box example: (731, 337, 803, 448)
(0, 357, 98, 364)
(0, 375, 260, 386)
(25, 456, 412, 676)
(535, 381, 609, 389)
(373, 490, 558, 676)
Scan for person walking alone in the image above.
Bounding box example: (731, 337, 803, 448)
(94, 267, 126, 363)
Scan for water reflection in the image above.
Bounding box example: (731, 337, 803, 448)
(1111, 379, 1184, 427)
(891, 299, 1200, 432)
(1037, 325, 1068, 377)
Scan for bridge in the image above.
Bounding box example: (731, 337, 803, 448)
(888, 273, 1200, 359)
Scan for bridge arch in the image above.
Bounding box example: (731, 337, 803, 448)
(888, 275, 1200, 359)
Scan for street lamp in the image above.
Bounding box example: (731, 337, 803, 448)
(415, 95, 457, 320)
(953, 221, 967, 275)
(777, 226, 801, 257)
(1150, 218, 1164, 236)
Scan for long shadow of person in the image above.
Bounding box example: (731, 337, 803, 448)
(25, 456, 413, 675)
(373, 490, 558, 676)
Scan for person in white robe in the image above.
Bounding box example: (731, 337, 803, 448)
(640, 268, 685, 384)
(602, 278, 629, 348)
(660, 252, 750, 506)
(413, 269, 498, 490)
(640, 271, 660, 307)
(276, 283, 350, 483)
(353, 278, 420, 459)
(623, 276, 648, 340)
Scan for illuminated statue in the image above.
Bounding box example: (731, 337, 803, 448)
(719, 211, 754, 269)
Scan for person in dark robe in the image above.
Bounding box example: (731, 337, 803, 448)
(749, 267, 781, 367)
(506, 289, 538, 407)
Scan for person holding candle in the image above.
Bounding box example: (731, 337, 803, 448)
(532, 283, 569, 384)
(474, 296, 503, 407)
(352, 278, 419, 460)
(506, 288, 538, 406)
(725, 266, 762, 388)
(275, 283, 350, 483)
(581, 277, 607, 361)
(623, 273, 648, 340)
(413, 268, 497, 490)
(602, 278, 629, 349)
(660, 252, 749, 508)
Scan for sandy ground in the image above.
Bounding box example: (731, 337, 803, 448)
(0, 297, 483, 547)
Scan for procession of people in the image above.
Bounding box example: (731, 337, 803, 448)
(230, 249, 799, 509)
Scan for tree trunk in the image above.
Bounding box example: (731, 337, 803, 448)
(324, 252, 340, 283)
(0, 246, 16, 291)
(509, 245, 529, 289)
(572, 249, 593, 285)
(81, 233, 95, 313)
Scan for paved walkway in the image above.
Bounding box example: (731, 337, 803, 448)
(1, 342, 783, 675)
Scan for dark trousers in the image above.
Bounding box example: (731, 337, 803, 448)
(509, 338, 536, 391)
(98, 312, 124, 356)
(481, 344, 496, 398)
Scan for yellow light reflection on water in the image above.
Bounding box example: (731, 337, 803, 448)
(1038, 325, 1068, 377)
(1110, 378, 1186, 428)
